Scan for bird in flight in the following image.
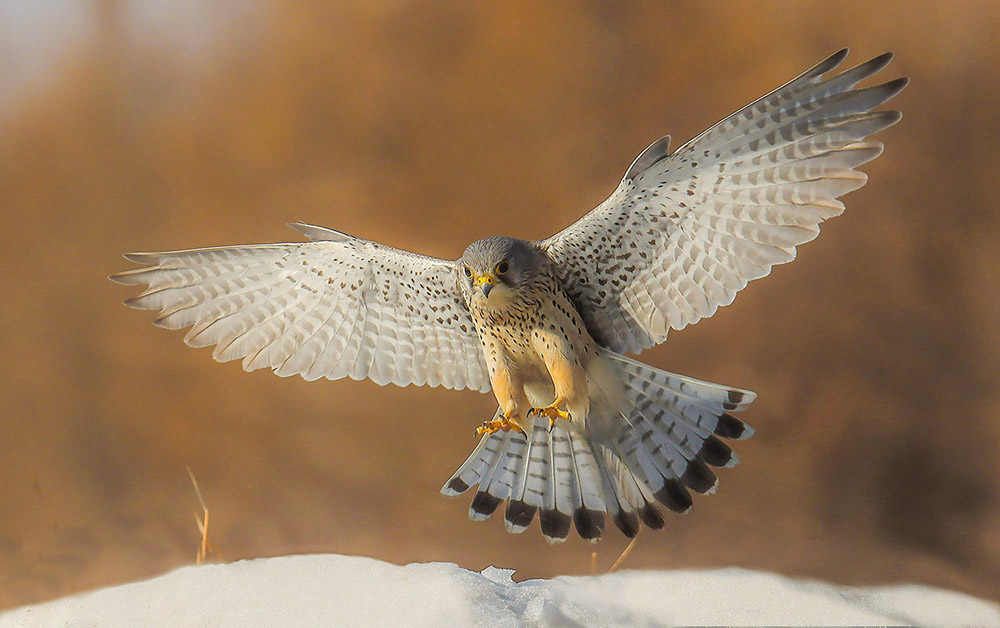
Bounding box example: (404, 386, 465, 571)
(112, 49, 906, 543)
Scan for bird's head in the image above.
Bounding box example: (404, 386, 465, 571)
(459, 237, 540, 305)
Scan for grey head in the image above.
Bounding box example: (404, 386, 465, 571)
(458, 236, 543, 304)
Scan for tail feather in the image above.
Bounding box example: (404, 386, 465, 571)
(622, 452, 667, 530)
(609, 353, 755, 439)
(631, 403, 695, 480)
(480, 431, 526, 505)
(595, 444, 642, 538)
(504, 422, 537, 533)
(468, 489, 502, 520)
(632, 384, 741, 469)
(441, 428, 503, 496)
(616, 422, 694, 516)
(568, 433, 606, 540)
(627, 390, 720, 494)
(533, 426, 572, 541)
(696, 433, 737, 468)
(608, 353, 756, 410)
(441, 354, 755, 541)
(544, 430, 578, 542)
(522, 425, 551, 513)
(601, 439, 669, 530)
(468, 430, 512, 520)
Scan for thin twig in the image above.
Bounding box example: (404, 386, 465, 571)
(608, 532, 639, 573)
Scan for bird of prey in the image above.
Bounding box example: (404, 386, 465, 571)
(111, 49, 906, 543)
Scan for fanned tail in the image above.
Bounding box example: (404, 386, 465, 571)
(442, 353, 755, 542)
(442, 414, 606, 543)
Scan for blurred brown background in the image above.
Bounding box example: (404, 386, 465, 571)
(1, 0, 999, 610)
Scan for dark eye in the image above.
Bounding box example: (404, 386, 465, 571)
(463, 266, 472, 278)
(496, 261, 509, 275)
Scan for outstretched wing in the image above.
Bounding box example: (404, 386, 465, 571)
(111, 223, 491, 392)
(540, 49, 907, 354)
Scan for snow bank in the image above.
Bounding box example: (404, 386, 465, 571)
(2, 554, 997, 627)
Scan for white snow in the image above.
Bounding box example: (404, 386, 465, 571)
(2, 554, 998, 627)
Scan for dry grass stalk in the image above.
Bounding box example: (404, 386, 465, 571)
(608, 533, 639, 573)
(187, 466, 225, 564)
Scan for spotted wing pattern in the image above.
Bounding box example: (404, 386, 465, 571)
(541, 49, 907, 354)
(111, 223, 491, 392)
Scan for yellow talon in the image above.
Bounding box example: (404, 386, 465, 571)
(528, 403, 571, 431)
(475, 416, 526, 437)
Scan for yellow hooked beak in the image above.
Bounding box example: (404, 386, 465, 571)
(474, 274, 494, 298)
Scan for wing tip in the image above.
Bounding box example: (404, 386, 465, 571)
(865, 51, 895, 75)
(122, 251, 158, 264)
(882, 76, 910, 98)
(151, 309, 188, 329)
(108, 269, 143, 285)
(625, 135, 672, 181)
(811, 48, 850, 77)
(878, 108, 904, 128)
(122, 294, 150, 309)
(287, 221, 351, 242)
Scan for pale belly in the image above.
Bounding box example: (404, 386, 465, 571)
(468, 276, 624, 428)
(478, 311, 610, 426)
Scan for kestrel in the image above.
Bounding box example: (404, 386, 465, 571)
(112, 50, 906, 542)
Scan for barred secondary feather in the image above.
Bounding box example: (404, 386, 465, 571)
(112, 49, 905, 543)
